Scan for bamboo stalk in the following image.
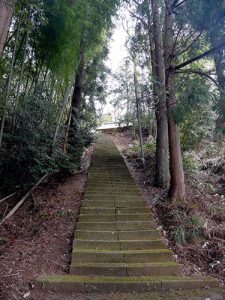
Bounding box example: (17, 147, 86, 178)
(0, 14, 22, 148)
(12, 29, 29, 133)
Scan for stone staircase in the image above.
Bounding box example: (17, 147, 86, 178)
(36, 134, 219, 294)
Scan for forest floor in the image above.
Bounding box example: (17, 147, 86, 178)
(0, 148, 92, 300)
(113, 130, 225, 286)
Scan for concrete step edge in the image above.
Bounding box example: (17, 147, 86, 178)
(70, 262, 179, 267)
(36, 275, 219, 292)
(72, 249, 173, 254)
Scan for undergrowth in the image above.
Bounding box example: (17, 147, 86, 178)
(155, 200, 206, 244)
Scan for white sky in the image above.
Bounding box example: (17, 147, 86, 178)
(100, 18, 129, 117)
(106, 19, 128, 73)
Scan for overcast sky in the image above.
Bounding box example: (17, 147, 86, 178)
(106, 19, 128, 73)
(99, 18, 128, 117)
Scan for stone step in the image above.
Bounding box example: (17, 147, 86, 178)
(87, 179, 134, 183)
(84, 195, 143, 201)
(87, 184, 137, 188)
(82, 201, 115, 208)
(76, 222, 117, 231)
(82, 200, 148, 208)
(36, 275, 219, 293)
(89, 171, 130, 175)
(117, 221, 154, 231)
(85, 195, 115, 201)
(114, 196, 144, 200)
(115, 200, 147, 208)
(89, 168, 129, 171)
(73, 239, 166, 250)
(78, 213, 153, 222)
(78, 214, 116, 222)
(74, 230, 160, 241)
(80, 207, 151, 215)
(118, 230, 160, 240)
(86, 186, 139, 191)
(80, 207, 115, 215)
(88, 171, 130, 174)
(120, 240, 166, 250)
(71, 249, 174, 263)
(91, 161, 125, 164)
(85, 191, 141, 197)
(87, 180, 135, 185)
(88, 176, 132, 180)
(85, 190, 140, 195)
(70, 262, 181, 277)
(117, 207, 150, 214)
(117, 214, 153, 221)
(91, 164, 126, 166)
(73, 240, 121, 250)
(85, 195, 142, 199)
(75, 230, 119, 241)
(90, 164, 127, 166)
(76, 221, 155, 231)
(83, 197, 144, 203)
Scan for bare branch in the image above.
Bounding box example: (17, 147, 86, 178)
(173, 0, 189, 9)
(126, 8, 148, 28)
(175, 30, 204, 57)
(173, 22, 185, 51)
(175, 36, 225, 70)
(0, 174, 48, 226)
(176, 69, 219, 87)
(132, 0, 142, 7)
(0, 192, 17, 204)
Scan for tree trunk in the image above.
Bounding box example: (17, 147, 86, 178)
(150, 0, 170, 188)
(53, 71, 77, 148)
(164, 0, 185, 201)
(209, 33, 225, 131)
(71, 53, 85, 119)
(63, 105, 72, 153)
(68, 47, 85, 148)
(0, 14, 21, 148)
(133, 57, 144, 161)
(214, 51, 225, 130)
(126, 84, 130, 127)
(0, 0, 15, 55)
(12, 30, 28, 133)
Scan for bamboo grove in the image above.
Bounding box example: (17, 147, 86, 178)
(1, 0, 225, 202)
(0, 0, 119, 192)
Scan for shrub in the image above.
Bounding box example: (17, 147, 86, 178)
(0, 85, 95, 193)
(183, 153, 198, 174)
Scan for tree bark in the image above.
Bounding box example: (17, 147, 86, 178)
(52, 75, 75, 148)
(133, 56, 144, 161)
(150, 0, 170, 188)
(209, 33, 225, 130)
(0, 13, 21, 148)
(71, 52, 85, 118)
(63, 105, 72, 153)
(12, 30, 29, 133)
(0, 0, 15, 55)
(68, 46, 85, 148)
(164, 0, 185, 201)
